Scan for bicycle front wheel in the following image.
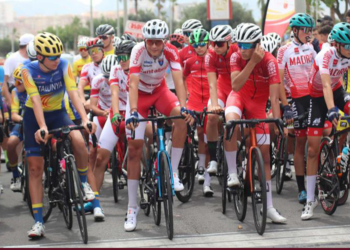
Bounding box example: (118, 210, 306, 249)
(233, 141, 247, 221)
(276, 136, 288, 194)
(160, 152, 174, 240)
(111, 147, 119, 203)
(251, 147, 267, 235)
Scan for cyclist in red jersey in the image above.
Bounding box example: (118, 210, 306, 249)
(205, 25, 239, 175)
(226, 23, 287, 223)
(183, 28, 212, 196)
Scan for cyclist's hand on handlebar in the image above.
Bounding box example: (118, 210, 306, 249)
(181, 107, 195, 126)
(35, 127, 49, 144)
(126, 111, 139, 131)
(83, 121, 97, 134)
(111, 113, 122, 126)
(209, 105, 223, 114)
(327, 107, 339, 128)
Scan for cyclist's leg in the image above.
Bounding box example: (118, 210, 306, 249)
(7, 129, 21, 191)
(89, 116, 104, 172)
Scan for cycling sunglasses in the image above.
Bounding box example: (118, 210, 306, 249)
(341, 43, 350, 50)
(300, 27, 312, 34)
(88, 47, 102, 55)
(98, 35, 110, 40)
(79, 48, 87, 52)
(117, 54, 130, 63)
(192, 42, 208, 49)
(47, 55, 61, 61)
(146, 39, 164, 47)
(210, 41, 226, 48)
(183, 31, 192, 37)
(237, 42, 257, 50)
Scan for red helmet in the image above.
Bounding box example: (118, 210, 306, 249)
(169, 34, 185, 46)
(86, 38, 104, 50)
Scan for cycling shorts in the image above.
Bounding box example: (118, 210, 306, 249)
(9, 123, 23, 141)
(291, 95, 310, 137)
(24, 107, 74, 157)
(89, 115, 107, 145)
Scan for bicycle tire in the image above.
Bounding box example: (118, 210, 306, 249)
(318, 140, 339, 215)
(67, 155, 88, 244)
(160, 152, 174, 240)
(61, 165, 73, 229)
(152, 167, 162, 226)
(217, 138, 224, 186)
(276, 136, 288, 194)
(222, 152, 228, 214)
(270, 137, 277, 179)
(338, 188, 349, 206)
(251, 147, 267, 236)
(140, 168, 151, 216)
(111, 147, 119, 203)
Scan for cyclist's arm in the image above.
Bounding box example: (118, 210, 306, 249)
(172, 70, 187, 107)
(67, 89, 89, 122)
(78, 78, 88, 103)
(2, 75, 11, 106)
(90, 97, 105, 116)
(111, 84, 120, 115)
(72, 61, 78, 79)
(129, 74, 139, 113)
(279, 68, 288, 106)
(269, 83, 282, 119)
(208, 72, 219, 106)
(231, 60, 256, 92)
(10, 90, 22, 122)
(321, 74, 335, 109)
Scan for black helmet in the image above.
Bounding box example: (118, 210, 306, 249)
(96, 24, 115, 36)
(121, 33, 137, 42)
(115, 40, 136, 55)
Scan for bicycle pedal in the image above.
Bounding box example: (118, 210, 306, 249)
(140, 199, 149, 210)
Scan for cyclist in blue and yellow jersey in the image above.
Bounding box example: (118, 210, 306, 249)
(22, 32, 98, 239)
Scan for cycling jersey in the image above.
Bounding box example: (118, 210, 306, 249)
(90, 74, 111, 110)
(129, 42, 182, 93)
(23, 59, 32, 66)
(104, 48, 115, 56)
(309, 47, 350, 97)
(277, 41, 316, 98)
(80, 62, 102, 87)
(179, 45, 195, 93)
(73, 56, 92, 78)
(64, 92, 81, 121)
(109, 64, 128, 112)
(22, 59, 77, 111)
(11, 88, 27, 114)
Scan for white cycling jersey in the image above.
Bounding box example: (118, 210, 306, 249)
(80, 62, 101, 86)
(109, 64, 128, 111)
(90, 74, 111, 110)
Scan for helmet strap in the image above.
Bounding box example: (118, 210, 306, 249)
(294, 28, 304, 45)
(336, 43, 350, 59)
(39, 56, 55, 72)
(222, 42, 229, 56)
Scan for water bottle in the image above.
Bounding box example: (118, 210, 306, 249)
(340, 147, 349, 173)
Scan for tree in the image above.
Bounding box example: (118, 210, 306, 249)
(128, 9, 157, 22)
(321, 0, 349, 22)
(151, 0, 166, 18)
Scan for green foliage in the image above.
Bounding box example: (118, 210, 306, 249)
(128, 9, 157, 22)
(0, 38, 17, 57)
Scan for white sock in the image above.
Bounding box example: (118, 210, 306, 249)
(225, 150, 237, 174)
(198, 154, 206, 171)
(165, 131, 171, 142)
(171, 147, 183, 175)
(266, 180, 273, 209)
(204, 168, 211, 186)
(307, 175, 317, 202)
(127, 180, 139, 208)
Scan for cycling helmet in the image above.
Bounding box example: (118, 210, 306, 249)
(331, 22, 350, 44)
(267, 32, 282, 46)
(96, 24, 115, 36)
(209, 25, 232, 42)
(170, 34, 185, 45)
(114, 36, 122, 48)
(121, 33, 137, 42)
(261, 35, 278, 53)
(13, 65, 22, 81)
(328, 33, 334, 44)
(77, 37, 89, 49)
(34, 32, 64, 56)
(236, 23, 262, 43)
(142, 19, 169, 39)
(174, 28, 183, 35)
(101, 54, 118, 76)
(86, 38, 104, 50)
(182, 19, 203, 32)
(231, 28, 237, 43)
(115, 40, 136, 55)
(189, 28, 209, 44)
(26, 41, 37, 60)
(289, 13, 315, 28)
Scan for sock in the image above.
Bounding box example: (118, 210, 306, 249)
(225, 150, 237, 174)
(207, 141, 217, 162)
(92, 192, 101, 209)
(32, 203, 43, 223)
(127, 180, 139, 208)
(171, 147, 183, 175)
(10, 163, 20, 179)
(77, 167, 88, 183)
(307, 175, 317, 202)
(296, 175, 306, 193)
(198, 154, 206, 171)
(4, 150, 8, 163)
(203, 168, 211, 187)
(165, 131, 171, 142)
(266, 180, 273, 209)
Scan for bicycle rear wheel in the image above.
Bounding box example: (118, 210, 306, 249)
(160, 152, 174, 240)
(251, 147, 267, 235)
(276, 136, 288, 194)
(221, 152, 228, 214)
(67, 155, 88, 244)
(60, 165, 73, 229)
(111, 147, 119, 203)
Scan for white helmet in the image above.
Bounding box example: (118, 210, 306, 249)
(174, 28, 183, 35)
(231, 28, 237, 43)
(267, 32, 282, 46)
(114, 36, 122, 48)
(236, 23, 262, 43)
(26, 41, 37, 60)
(77, 37, 89, 49)
(182, 19, 203, 32)
(209, 25, 232, 42)
(261, 35, 278, 53)
(143, 19, 169, 39)
(101, 54, 118, 76)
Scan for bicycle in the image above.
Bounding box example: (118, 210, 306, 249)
(226, 118, 284, 235)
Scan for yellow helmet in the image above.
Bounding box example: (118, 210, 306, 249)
(13, 64, 23, 81)
(34, 32, 63, 56)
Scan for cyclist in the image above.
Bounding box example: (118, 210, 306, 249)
(121, 33, 138, 42)
(205, 25, 238, 182)
(167, 34, 185, 94)
(22, 32, 97, 238)
(73, 37, 91, 83)
(277, 13, 317, 203)
(24, 41, 37, 64)
(304, 22, 350, 220)
(227, 23, 287, 223)
(0, 64, 3, 194)
(267, 32, 282, 49)
(261, 35, 279, 57)
(124, 19, 195, 232)
(96, 24, 116, 56)
(183, 28, 211, 196)
(8, 65, 27, 192)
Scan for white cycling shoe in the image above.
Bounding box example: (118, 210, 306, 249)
(94, 207, 105, 222)
(27, 222, 45, 238)
(301, 199, 318, 220)
(267, 207, 287, 223)
(83, 182, 95, 201)
(124, 207, 139, 232)
(206, 161, 218, 174)
(227, 173, 239, 187)
(203, 185, 214, 197)
(173, 173, 184, 191)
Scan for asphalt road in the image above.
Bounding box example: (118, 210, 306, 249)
(1, 164, 350, 248)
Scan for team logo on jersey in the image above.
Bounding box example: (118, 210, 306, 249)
(196, 61, 199, 64)
(333, 59, 338, 66)
(294, 48, 299, 54)
(158, 58, 164, 66)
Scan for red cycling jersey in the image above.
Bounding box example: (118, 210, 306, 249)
(179, 45, 196, 94)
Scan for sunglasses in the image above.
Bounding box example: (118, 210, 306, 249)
(117, 54, 130, 63)
(47, 55, 61, 61)
(341, 43, 350, 50)
(300, 27, 312, 34)
(192, 42, 208, 48)
(237, 43, 257, 50)
(79, 48, 87, 52)
(210, 41, 226, 48)
(146, 39, 164, 47)
(88, 47, 102, 55)
(98, 35, 109, 40)
(183, 31, 192, 37)
(15, 80, 23, 86)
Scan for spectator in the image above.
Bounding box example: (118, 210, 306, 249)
(311, 27, 321, 53)
(318, 25, 333, 51)
(317, 15, 333, 25)
(347, 10, 350, 23)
